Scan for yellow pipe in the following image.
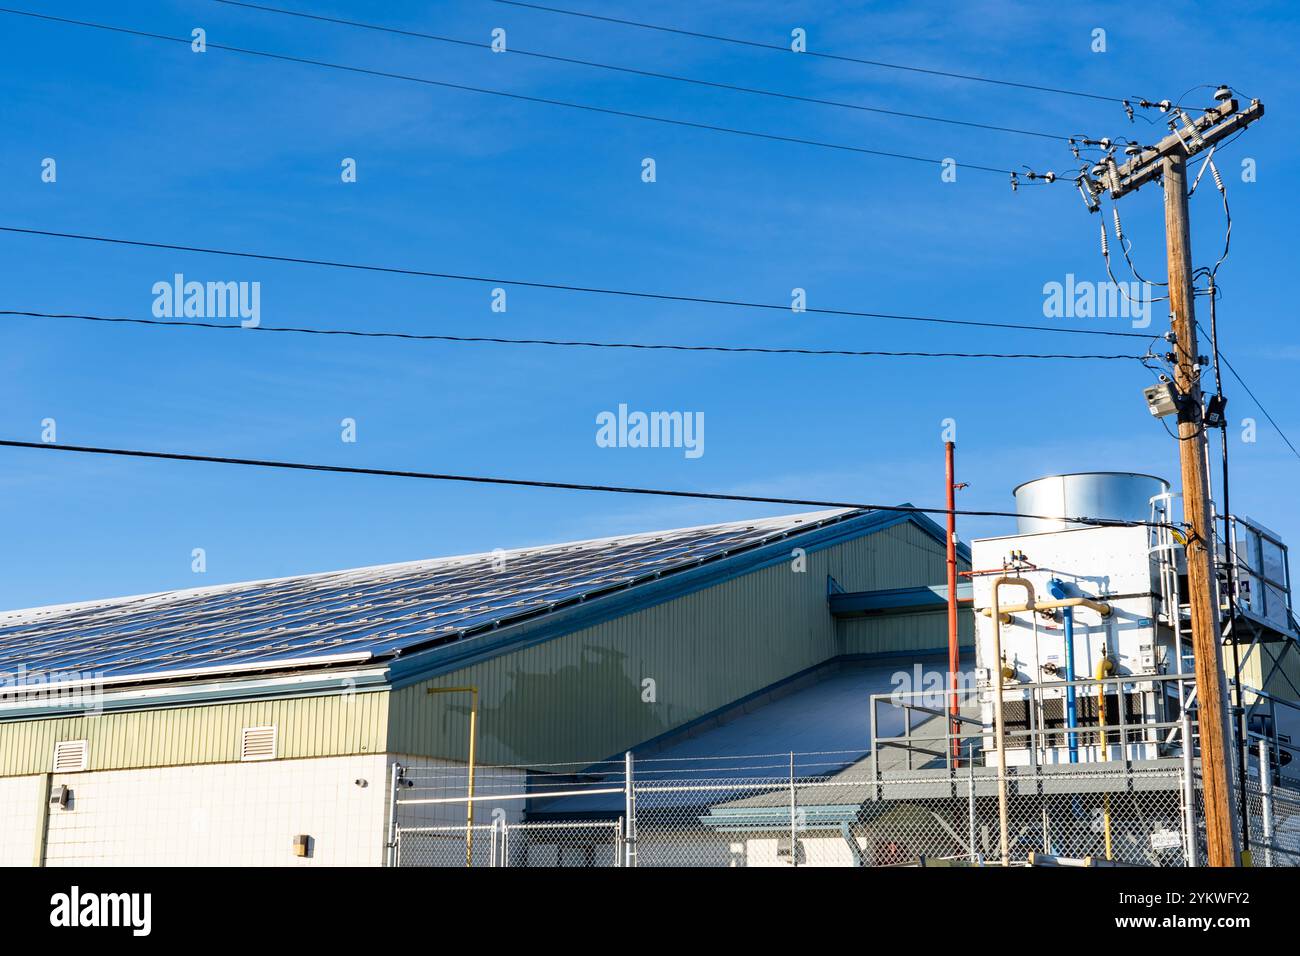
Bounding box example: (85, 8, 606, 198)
(990, 576, 1034, 867)
(980, 596, 1112, 624)
(427, 686, 480, 867)
(1095, 654, 1114, 860)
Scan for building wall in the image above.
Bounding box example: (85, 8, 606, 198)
(32, 754, 392, 867)
(0, 520, 954, 781)
(0, 689, 388, 778)
(1243, 640, 1300, 704)
(838, 608, 975, 657)
(0, 774, 43, 865)
(390, 521, 952, 767)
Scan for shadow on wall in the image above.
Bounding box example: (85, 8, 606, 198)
(426, 644, 676, 766)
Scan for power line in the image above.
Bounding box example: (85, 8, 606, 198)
(489, 0, 1134, 106)
(0, 225, 1156, 341)
(0, 6, 1046, 177)
(1, 310, 1149, 362)
(0, 439, 1171, 529)
(210, 0, 1069, 143)
(1218, 350, 1300, 462)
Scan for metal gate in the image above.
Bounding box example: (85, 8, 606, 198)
(394, 820, 623, 867)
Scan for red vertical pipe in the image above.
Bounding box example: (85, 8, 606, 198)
(945, 441, 960, 762)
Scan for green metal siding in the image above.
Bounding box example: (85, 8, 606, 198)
(0, 691, 388, 777)
(838, 609, 974, 657)
(389, 522, 953, 767)
(0, 520, 958, 776)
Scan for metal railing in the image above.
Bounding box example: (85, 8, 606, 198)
(869, 672, 1198, 785)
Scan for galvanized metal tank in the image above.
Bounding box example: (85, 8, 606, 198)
(1012, 472, 1169, 534)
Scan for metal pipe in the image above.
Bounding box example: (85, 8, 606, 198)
(1096, 652, 1115, 860)
(427, 685, 479, 867)
(967, 755, 977, 864)
(789, 751, 798, 868)
(1259, 739, 1273, 868)
(1049, 580, 1080, 763)
(624, 751, 636, 868)
(1209, 277, 1252, 859)
(33, 772, 51, 868)
(1182, 712, 1198, 867)
(386, 761, 402, 868)
(980, 596, 1112, 622)
(990, 575, 1034, 866)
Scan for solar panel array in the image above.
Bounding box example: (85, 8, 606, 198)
(0, 509, 857, 685)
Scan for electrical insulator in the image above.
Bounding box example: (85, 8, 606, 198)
(1009, 172, 1018, 193)
(1210, 161, 1225, 193)
(1105, 157, 1121, 193)
(1178, 110, 1206, 148)
(1112, 207, 1124, 242)
(1100, 221, 1109, 257)
(1076, 177, 1100, 213)
(1123, 100, 1135, 122)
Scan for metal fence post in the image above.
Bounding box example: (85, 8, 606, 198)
(789, 752, 798, 868)
(386, 761, 403, 868)
(967, 756, 977, 864)
(623, 751, 636, 868)
(1259, 739, 1273, 868)
(1180, 714, 1198, 867)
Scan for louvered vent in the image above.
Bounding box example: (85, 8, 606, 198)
(240, 726, 277, 761)
(52, 739, 88, 773)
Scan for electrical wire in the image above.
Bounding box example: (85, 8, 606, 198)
(210, 0, 1072, 143)
(0, 6, 1044, 178)
(487, 0, 1137, 105)
(1218, 350, 1300, 463)
(0, 311, 1151, 362)
(0, 224, 1157, 341)
(1099, 213, 1169, 313)
(0, 439, 1177, 529)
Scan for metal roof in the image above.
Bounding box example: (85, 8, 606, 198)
(0, 508, 864, 686)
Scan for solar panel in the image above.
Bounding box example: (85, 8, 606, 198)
(0, 508, 860, 685)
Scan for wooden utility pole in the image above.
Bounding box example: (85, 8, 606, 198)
(1090, 95, 1264, 867)
(1164, 152, 1238, 867)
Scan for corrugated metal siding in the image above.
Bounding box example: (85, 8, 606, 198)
(838, 609, 974, 657)
(1245, 641, 1300, 704)
(0, 691, 388, 777)
(390, 522, 953, 766)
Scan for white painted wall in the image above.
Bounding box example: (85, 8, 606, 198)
(0, 775, 43, 866)
(38, 754, 391, 866)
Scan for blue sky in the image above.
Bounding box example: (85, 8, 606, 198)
(1, 0, 1296, 608)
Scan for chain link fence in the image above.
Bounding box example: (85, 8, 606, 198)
(631, 765, 1188, 867)
(387, 751, 1290, 867)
